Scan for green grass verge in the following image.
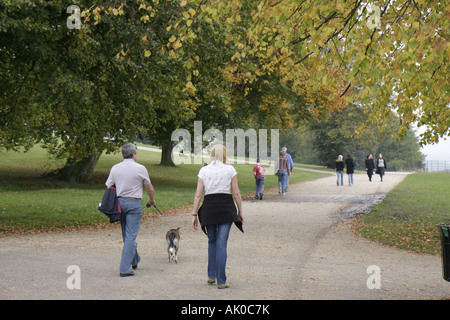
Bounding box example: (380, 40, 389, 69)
(0, 145, 330, 233)
(356, 172, 450, 255)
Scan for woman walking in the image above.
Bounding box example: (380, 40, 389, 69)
(192, 145, 244, 289)
(376, 153, 387, 181)
(336, 155, 344, 186)
(345, 154, 356, 186)
(365, 154, 375, 182)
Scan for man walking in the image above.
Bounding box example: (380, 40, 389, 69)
(106, 143, 156, 277)
(281, 147, 294, 192)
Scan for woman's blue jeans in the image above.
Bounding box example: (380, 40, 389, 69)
(117, 198, 142, 274)
(336, 170, 344, 186)
(206, 223, 232, 285)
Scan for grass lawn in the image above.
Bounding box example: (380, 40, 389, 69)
(0, 145, 330, 234)
(356, 172, 450, 255)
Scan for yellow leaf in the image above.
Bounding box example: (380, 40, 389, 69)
(172, 40, 182, 50)
(231, 52, 241, 61)
(185, 81, 196, 92)
(169, 35, 177, 43)
(144, 50, 151, 57)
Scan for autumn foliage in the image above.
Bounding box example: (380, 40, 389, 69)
(1, 0, 448, 181)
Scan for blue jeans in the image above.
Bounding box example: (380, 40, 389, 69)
(206, 223, 232, 285)
(277, 170, 288, 194)
(117, 198, 142, 274)
(255, 177, 265, 197)
(348, 173, 354, 186)
(336, 170, 344, 186)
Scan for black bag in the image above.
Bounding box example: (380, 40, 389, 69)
(98, 185, 121, 223)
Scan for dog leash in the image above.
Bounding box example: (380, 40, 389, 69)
(146, 203, 163, 215)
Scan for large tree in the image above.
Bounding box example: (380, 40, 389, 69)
(213, 0, 449, 144)
(141, 1, 236, 166)
(1, 0, 208, 180)
(0, 1, 164, 182)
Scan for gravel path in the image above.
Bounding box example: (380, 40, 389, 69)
(1, 171, 448, 300)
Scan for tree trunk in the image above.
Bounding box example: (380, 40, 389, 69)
(55, 151, 102, 183)
(160, 139, 176, 166)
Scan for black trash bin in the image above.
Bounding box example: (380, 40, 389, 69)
(437, 224, 450, 282)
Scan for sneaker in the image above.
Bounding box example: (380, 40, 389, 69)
(217, 284, 229, 289)
(259, 194, 263, 200)
(120, 271, 134, 277)
(207, 278, 216, 285)
(278, 188, 282, 194)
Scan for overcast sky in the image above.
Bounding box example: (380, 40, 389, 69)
(416, 127, 450, 161)
(420, 138, 450, 161)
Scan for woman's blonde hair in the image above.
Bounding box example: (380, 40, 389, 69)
(337, 155, 343, 161)
(210, 144, 228, 164)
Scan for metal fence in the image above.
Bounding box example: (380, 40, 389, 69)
(423, 160, 450, 172)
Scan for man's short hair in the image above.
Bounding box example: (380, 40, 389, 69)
(122, 143, 137, 159)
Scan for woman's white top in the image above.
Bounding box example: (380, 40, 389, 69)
(197, 161, 237, 195)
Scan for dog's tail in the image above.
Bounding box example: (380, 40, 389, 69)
(172, 237, 178, 248)
(168, 236, 178, 248)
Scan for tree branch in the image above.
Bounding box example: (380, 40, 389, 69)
(340, 83, 352, 97)
(294, 51, 314, 65)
